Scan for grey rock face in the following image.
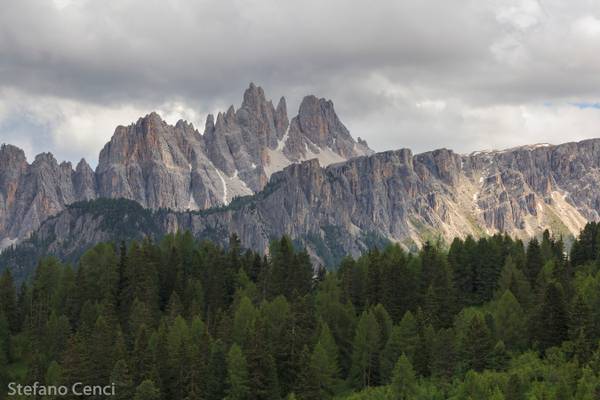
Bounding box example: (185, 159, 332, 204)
(74, 159, 97, 200)
(5, 138, 600, 272)
(96, 111, 225, 210)
(0, 149, 85, 242)
(166, 141, 600, 263)
(283, 95, 373, 162)
(204, 83, 288, 191)
(0, 83, 371, 247)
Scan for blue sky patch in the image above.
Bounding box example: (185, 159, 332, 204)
(571, 102, 600, 109)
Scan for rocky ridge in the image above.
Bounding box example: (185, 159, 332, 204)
(0, 83, 372, 246)
(3, 138, 600, 276)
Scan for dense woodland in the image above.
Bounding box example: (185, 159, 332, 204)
(2, 223, 600, 399)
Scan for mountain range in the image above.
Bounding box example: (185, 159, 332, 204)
(0, 83, 371, 248)
(1, 83, 600, 276)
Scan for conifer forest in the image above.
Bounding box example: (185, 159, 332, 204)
(3, 224, 600, 399)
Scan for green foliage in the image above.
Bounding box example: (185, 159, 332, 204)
(391, 354, 417, 400)
(226, 344, 250, 400)
(4, 223, 600, 399)
(134, 379, 160, 400)
(350, 310, 381, 389)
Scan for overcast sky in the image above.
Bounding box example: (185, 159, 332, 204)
(1, 0, 600, 165)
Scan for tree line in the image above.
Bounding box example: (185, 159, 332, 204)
(1, 223, 600, 399)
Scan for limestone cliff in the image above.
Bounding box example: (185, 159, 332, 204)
(4, 139, 600, 275)
(0, 83, 370, 246)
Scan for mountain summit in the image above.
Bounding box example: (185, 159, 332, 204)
(0, 84, 372, 246)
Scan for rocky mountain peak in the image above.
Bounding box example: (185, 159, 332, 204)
(0, 83, 378, 248)
(32, 152, 59, 167)
(75, 158, 92, 173)
(0, 144, 27, 164)
(283, 94, 372, 162)
(204, 114, 215, 135)
(241, 82, 269, 113)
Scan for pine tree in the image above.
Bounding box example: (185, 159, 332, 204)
(413, 311, 434, 377)
(494, 290, 527, 351)
(132, 324, 153, 385)
(366, 250, 382, 305)
(504, 373, 524, 400)
(423, 259, 456, 329)
(206, 340, 228, 400)
(186, 316, 211, 400)
(574, 367, 600, 400)
(349, 310, 381, 389)
(570, 222, 600, 266)
(45, 360, 63, 387)
(89, 315, 115, 385)
(233, 296, 258, 349)
(569, 293, 593, 363)
(431, 327, 456, 380)
(379, 245, 412, 322)
(246, 319, 280, 400)
(317, 323, 340, 373)
(226, 344, 250, 400)
(0, 316, 8, 393)
(111, 360, 134, 400)
(391, 354, 417, 400)
(166, 316, 192, 400)
(295, 345, 319, 400)
(497, 256, 531, 309)
(535, 282, 568, 352)
(372, 304, 393, 351)
(380, 311, 418, 383)
(449, 236, 478, 307)
(488, 340, 510, 370)
(525, 238, 544, 287)
(0, 269, 18, 333)
(62, 334, 92, 389)
(134, 380, 160, 400)
(44, 312, 70, 364)
(165, 291, 183, 322)
(311, 339, 339, 398)
(462, 314, 493, 372)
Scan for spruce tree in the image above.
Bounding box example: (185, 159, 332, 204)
(535, 282, 568, 352)
(462, 314, 493, 372)
(295, 345, 319, 400)
(206, 340, 228, 400)
(349, 310, 381, 389)
(494, 290, 526, 351)
(89, 315, 115, 385)
(431, 327, 456, 380)
(525, 238, 544, 287)
(504, 373, 524, 400)
(0, 269, 18, 333)
(380, 311, 418, 383)
(232, 296, 258, 349)
(132, 324, 153, 385)
(226, 344, 250, 400)
(311, 340, 339, 398)
(391, 354, 417, 400)
(111, 360, 134, 400)
(246, 319, 280, 400)
(134, 380, 160, 400)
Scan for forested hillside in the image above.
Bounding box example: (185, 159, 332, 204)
(2, 224, 600, 399)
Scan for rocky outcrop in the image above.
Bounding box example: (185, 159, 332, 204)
(0, 148, 91, 243)
(283, 95, 373, 163)
(6, 138, 600, 276)
(95, 111, 230, 210)
(0, 83, 371, 247)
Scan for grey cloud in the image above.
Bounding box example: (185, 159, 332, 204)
(1, 0, 600, 162)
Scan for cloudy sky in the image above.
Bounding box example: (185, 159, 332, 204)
(2, 0, 600, 165)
